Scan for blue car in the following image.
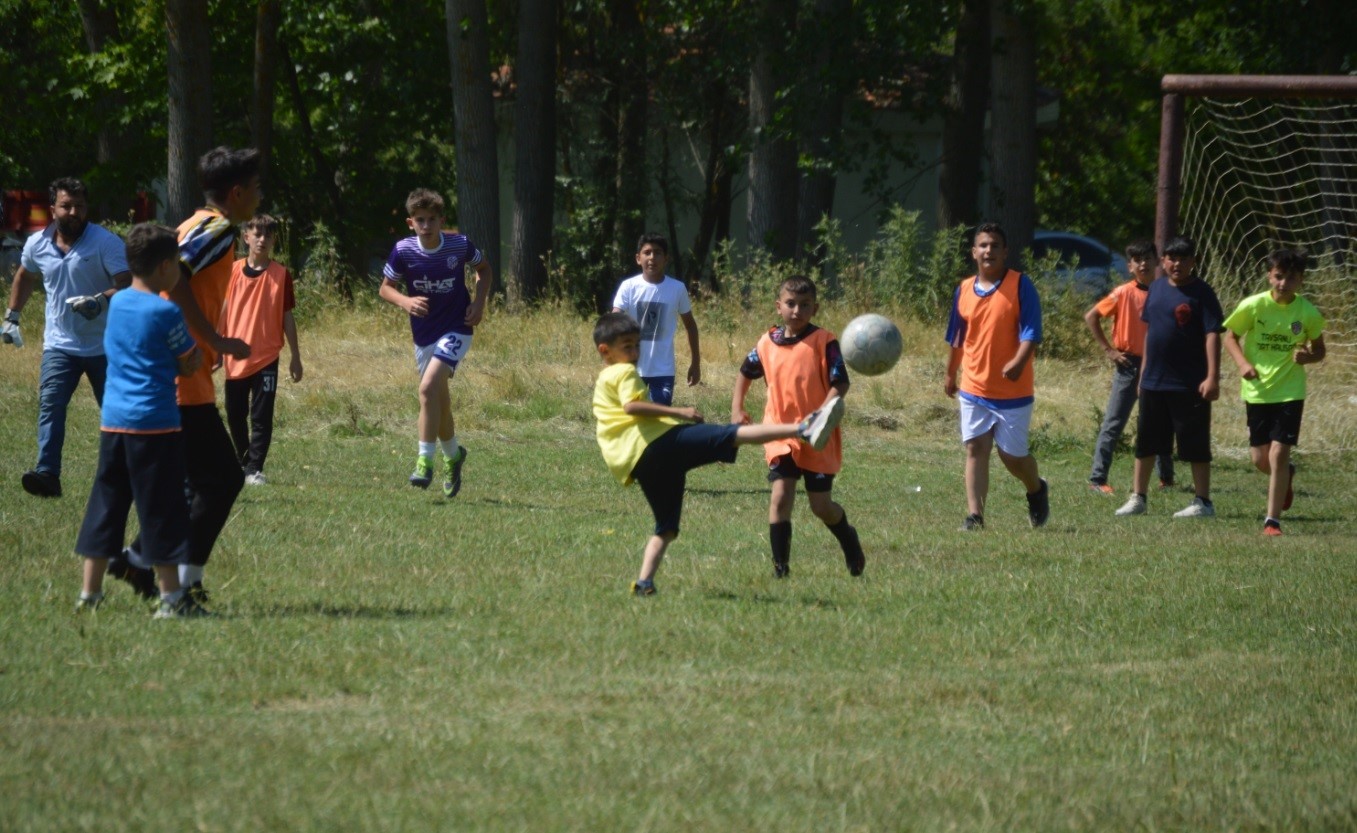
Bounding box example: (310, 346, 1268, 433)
(1030, 230, 1129, 296)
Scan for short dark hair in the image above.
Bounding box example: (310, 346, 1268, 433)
(636, 232, 668, 256)
(1163, 235, 1196, 258)
(49, 177, 88, 205)
(406, 188, 445, 216)
(1267, 248, 1308, 273)
(199, 146, 261, 203)
(973, 222, 1007, 247)
(593, 311, 640, 346)
(1125, 239, 1157, 260)
(779, 274, 817, 300)
(242, 213, 280, 236)
(125, 223, 180, 278)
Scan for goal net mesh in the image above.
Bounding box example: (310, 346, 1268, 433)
(1180, 94, 1357, 453)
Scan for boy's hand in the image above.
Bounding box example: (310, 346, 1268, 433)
(1001, 356, 1027, 381)
(677, 406, 703, 423)
(290, 353, 304, 382)
(214, 336, 251, 359)
(1294, 347, 1316, 365)
(1238, 362, 1259, 380)
(406, 296, 430, 318)
(464, 299, 485, 327)
(1105, 346, 1131, 367)
(687, 361, 701, 387)
(1198, 377, 1220, 401)
(943, 372, 958, 398)
(731, 407, 751, 425)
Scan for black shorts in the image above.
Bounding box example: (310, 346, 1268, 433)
(767, 455, 835, 493)
(631, 423, 741, 536)
(75, 431, 190, 565)
(1136, 389, 1212, 463)
(1246, 400, 1304, 447)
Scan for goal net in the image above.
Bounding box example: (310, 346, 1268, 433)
(1176, 88, 1357, 453)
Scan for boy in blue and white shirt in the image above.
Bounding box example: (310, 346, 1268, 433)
(610, 233, 701, 406)
(379, 188, 493, 497)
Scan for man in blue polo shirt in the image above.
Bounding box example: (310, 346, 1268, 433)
(4, 177, 130, 498)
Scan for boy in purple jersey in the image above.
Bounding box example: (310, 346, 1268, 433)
(379, 188, 493, 497)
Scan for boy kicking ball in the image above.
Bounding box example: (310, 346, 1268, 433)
(380, 188, 493, 498)
(592, 312, 843, 596)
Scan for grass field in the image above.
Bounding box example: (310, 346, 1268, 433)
(2, 299, 1355, 832)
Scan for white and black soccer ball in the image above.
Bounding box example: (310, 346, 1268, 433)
(840, 313, 902, 376)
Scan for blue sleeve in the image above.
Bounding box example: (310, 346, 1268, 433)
(99, 227, 129, 276)
(179, 214, 236, 278)
(1017, 274, 1042, 343)
(162, 305, 195, 357)
(826, 339, 850, 387)
(739, 345, 764, 380)
(944, 286, 966, 347)
(382, 245, 404, 282)
(1200, 284, 1225, 333)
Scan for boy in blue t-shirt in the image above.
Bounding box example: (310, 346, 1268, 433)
(74, 224, 207, 618)
(379, 188, 493, 498)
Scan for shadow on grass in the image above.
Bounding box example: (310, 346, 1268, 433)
(687, 487, 770, 497)
(252, 602, 457, 619)
(702, 589, 842, 610)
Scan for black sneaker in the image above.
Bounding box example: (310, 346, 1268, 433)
(773, 561, 790, 579)
(1027, 478, 1050, 528)
(960, 514, 984, 531)
(107, 552, 159, 600)
(21, 469, 61, 498)
(187, 581, 210, 606)
(631, 581, 656, 597)
(153, 594, 213, 619)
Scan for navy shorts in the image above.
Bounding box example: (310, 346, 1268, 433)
(1136, 389, 1212, 463)
(767, 455, 835, 493)
(631, 423, 740, 535)
(74, 431, 190, 565)
(1246, 400, 1304, 447)
(642, 375, 675, 406)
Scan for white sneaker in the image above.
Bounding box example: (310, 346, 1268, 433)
(1114, 494, 1146, 516)
(245, 471, 267, 486)
(1173, 496, 1215, 518)
(798, 396, 845, 451)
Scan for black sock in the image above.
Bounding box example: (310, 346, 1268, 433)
(770, 521, 791, 566)
(827, 512, 863, 557)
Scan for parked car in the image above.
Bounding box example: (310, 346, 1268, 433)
(1029, 230, 1128, 296)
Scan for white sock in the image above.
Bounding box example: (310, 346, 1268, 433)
(80, 591, 104, 602)
(179, 564, 204, 586)
(418, 441, 437, 459)
(162, 588, 186, 605)
(440, 437, 460, 458)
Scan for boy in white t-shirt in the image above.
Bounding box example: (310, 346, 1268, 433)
(610, 233, 700, 405)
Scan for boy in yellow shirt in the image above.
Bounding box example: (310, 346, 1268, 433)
(592, 312, 843, 595)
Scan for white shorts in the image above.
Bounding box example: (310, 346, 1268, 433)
(414, 331, 474, 378)
(959, 398, 1033, 457)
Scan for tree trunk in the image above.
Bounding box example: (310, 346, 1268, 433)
(795, 0, 852, 266)
(987, 0, 1036, 257)
(252, 0, 281, 183)
(937, 0, 991, 230)
(446, 0, 502, 276)
(746, 0, 798, 261)
(76, 0, 137, 218)
(687, 81, 734, 291)
(613, 0, 647, 262)
(166, 0, 213, 223)
(509, 0, 557, 305)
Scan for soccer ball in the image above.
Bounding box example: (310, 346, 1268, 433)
(840, 313, 902, 376)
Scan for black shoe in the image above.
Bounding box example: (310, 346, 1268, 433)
(21, 469, 61, 498)
(187, 581, 210, 605)
(773, 561, 790, 579)
(1027, 478, 1050, 528)
(107, 552, 159, 600)
(960, 513, 984, 531)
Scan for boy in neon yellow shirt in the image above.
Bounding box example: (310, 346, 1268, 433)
(1223, 249, 1326, 536)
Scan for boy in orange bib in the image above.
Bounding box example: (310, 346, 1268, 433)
(732, 276, 864, 578)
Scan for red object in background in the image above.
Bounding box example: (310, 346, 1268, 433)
(132, 191, 153, 223)
(2, 191, 50, 233)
